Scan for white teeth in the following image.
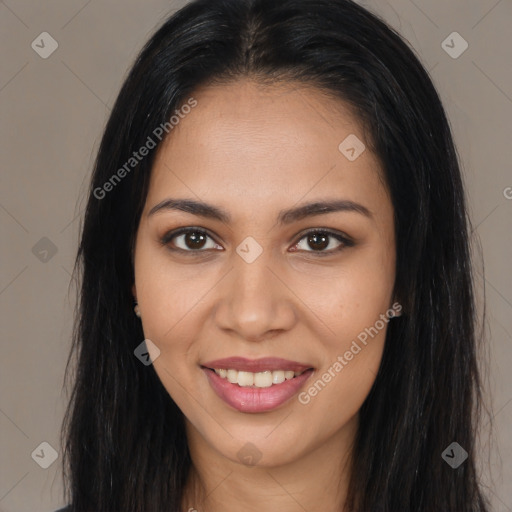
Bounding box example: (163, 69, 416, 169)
(237, 371, 254, 387)
(212, 368, 307, 388)
(254, 371, 273, 388)
(227, 369, 238, 384)
(272, 370, 285, 384)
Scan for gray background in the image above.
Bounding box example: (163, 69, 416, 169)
(0, 0, 511, 510)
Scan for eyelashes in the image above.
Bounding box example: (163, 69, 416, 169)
(160, 227, 222, 253)
(160, 226, 354, 257)
(290, 228, 354, 254)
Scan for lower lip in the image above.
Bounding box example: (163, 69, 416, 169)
(202, 367, 314, 413)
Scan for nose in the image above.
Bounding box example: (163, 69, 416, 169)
(213, 248, 297, 342)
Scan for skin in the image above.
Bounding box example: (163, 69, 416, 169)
(132, 78, 397, 512)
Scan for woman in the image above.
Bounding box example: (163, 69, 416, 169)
(59, 0, 491, 510)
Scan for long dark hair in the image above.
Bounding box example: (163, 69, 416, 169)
(61, 0, 491, 510)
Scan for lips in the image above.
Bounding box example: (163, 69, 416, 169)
(201, 357, 314, 413)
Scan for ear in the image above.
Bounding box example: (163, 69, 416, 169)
(132, 283, 137, 300)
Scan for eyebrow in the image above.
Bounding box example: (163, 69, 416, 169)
(148, 197, 372, 224)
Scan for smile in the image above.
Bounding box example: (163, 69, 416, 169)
(210, 368, 308, 388)
(201, 357, 315, 413)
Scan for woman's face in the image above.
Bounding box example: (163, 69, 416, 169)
(132, 79, 396, 467)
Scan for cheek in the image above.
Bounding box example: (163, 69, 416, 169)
(297, 266, 394, 428)
(297, 298, 390, 437)
(134, 258, 213, 412)
(134, 237, 218, 338)
(293, 247, 394, 414)
(290, 248, 395, 342)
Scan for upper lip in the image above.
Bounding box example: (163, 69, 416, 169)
(201, 357, 314, 373)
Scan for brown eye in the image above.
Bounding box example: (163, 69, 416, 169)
(306, 232, 330, 251)
(181, 231, 207, 249)
(161, 228, 222, 253)
(290, 230, 353, 254)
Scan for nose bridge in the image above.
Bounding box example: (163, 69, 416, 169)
(235, 250, 274, 302)
(214, 245, 296, 340)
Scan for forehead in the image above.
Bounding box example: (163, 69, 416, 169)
(146, 78, 389, 217)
